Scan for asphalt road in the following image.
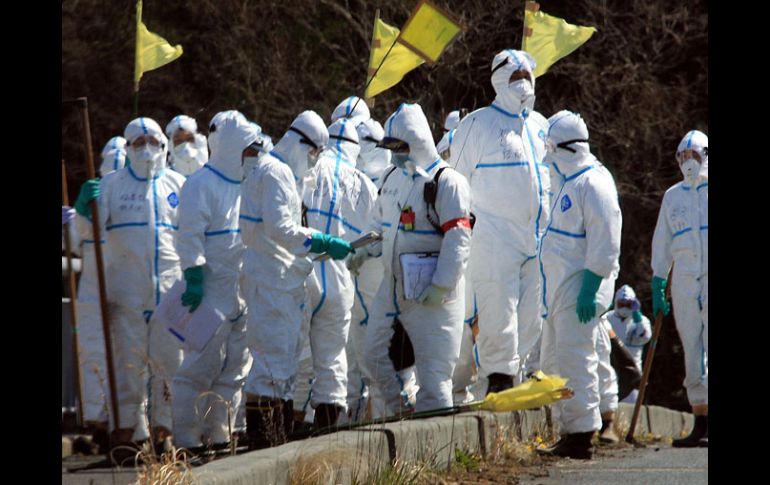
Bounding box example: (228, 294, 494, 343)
(519, 444, 708, 485)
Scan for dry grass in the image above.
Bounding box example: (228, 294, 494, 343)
(131, 441, 199, 485)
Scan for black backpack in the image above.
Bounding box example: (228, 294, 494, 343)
(378, 165, 476, 234)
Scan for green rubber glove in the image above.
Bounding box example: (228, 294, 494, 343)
(651, 276, 670, 318)
(309, 233, 355, 260)
(74, 179, 100, 219)
(181, 266, 204, 313)
(632, 310, 643, 323)
(418, 284, 450, 306)
(576, 269, 603, 324)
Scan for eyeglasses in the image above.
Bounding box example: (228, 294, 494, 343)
(131, 135, 161, 149)
(172, 129, 196, 147)
(376, 137, 410, 154)
(676, 149, 703, 164)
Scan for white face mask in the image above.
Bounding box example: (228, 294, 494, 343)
(128, 145, 164, 177)
(615, 307, 632, 319)
(172, 142, 202, 176)
(509, 78, 534, 104)
(680, 158, 701, 181)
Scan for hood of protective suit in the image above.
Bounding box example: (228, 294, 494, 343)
(614, 284, 641, 317)
(101, 136, 126, 160)
(677, 130, 708, 181)
(326, 118, 360, 164)
(545, 110, 593, 176)
(356, 118, 391, 179)
(444, 110, 461, 131)
(331, 96, 371, 126)
(165, 115, 208, 176)
(206, 110, 259, 181)
(491, 49, 537, 114)
(272, 110, 329, 180)
(99, 148, 126, 177)
(383, 103, 440, 169)
(124, 117, 168, 179)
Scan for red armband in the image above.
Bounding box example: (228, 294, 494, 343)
(441, 217, 472, 233)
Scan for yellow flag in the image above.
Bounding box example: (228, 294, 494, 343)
(522, 1, 596, 78)
(134, 0, 183, 90)
(365, 18, 425, 99)
(397, 0, 462, 64)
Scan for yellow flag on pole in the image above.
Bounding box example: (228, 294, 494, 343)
(134, 0, 183, 90)
(397, 0, 462, 64)
(522, 1, 596, 78)
(365, 17, 425, 99)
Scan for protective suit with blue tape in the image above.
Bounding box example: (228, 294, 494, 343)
(73, 137, 128, 429)
(357, 103, 472, 414)
(299, 118, 378, 427)
(537, 110, 621, 459)
(172, 111, 258, 449)
(331, 95, 371, 126)
(165, 115, 209, 177)
(651, 129, 708, 447)
(450, 49, 550, 392)
(239, 110, 352, 447)
(75, 117, 186, 445)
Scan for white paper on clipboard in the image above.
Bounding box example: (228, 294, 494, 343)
(400, 252, 456, 300)
(154, 280, 226, 352)
(313, 231, 383, 262)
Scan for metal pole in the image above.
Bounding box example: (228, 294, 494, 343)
(72, 97, 121, 431)
(626, 271, 672, 443)
(62, 159, 84, 427)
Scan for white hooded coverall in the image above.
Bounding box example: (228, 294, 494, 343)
(172, 111, 258, 447)
(539, 111, 622, 434)
(362, 103, 472, 414)
(240, 111, 328, 402)
(450, 50, 550, 383)
(165, 115, 209, 177)
(651, 130, 708, 406)
(78, 118, 186, 436)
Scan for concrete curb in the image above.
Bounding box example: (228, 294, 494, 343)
(62, 437, 73, 459)
(192, 404, 692, 484)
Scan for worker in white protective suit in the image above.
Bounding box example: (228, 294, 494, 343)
(298, 118, 379, 428)
(436, 110, 463, 160)
(239, 110, 354, 449)
(74, 118, 186, 452)
(651, 130, 708, 448)
(99, 136, 127, 176)
(450, 49, 550, 393)
(171, 111, 256, 452)
(348, 103, 472, 415)
(165, 115, 209, 177)
(605, 284, 651, 403)
(67, 139, 128, 451)
(536, 110, 622, 460)
(331, 95, 371, 126)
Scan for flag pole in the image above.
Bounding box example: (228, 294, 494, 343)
(133, 0, 141, 117)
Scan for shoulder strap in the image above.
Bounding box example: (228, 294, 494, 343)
(377, 165, 399, 195)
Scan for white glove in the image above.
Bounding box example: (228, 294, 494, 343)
(417, 284, 450, 306)
(346, 250, 369, 275)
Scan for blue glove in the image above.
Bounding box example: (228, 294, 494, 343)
(309, 233, 355, 260)
(62, 206, 76, 226)
(74, 179, 100, 219)
(576, 269, 603, 324)
(181, 266, 204, 313)
(651, 276, 670, 317)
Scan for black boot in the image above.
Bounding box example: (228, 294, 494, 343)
(673, 415, 708, 448)
(313, 403, 344, 430)
(486, 373, 514, 395)
(537, 431, 594, 460)
(246, 398, 291, 450)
